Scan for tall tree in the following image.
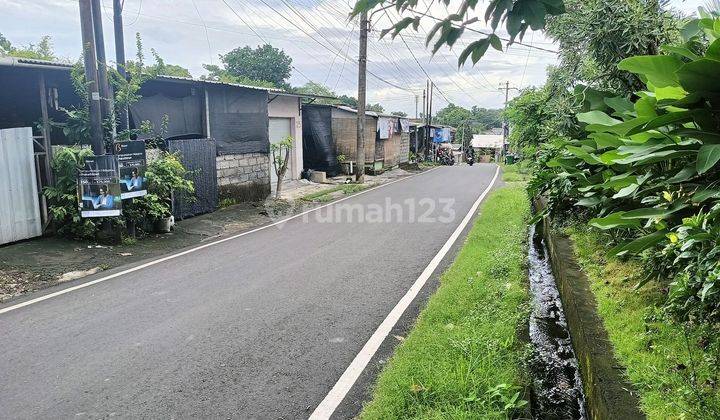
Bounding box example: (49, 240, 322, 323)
(367, 103, 385, 113)
(434, 103, 475, 144)
(545, 0, 679, 94)
(217, 44, 292, 89)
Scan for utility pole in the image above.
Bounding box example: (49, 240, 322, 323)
(113, 0, 128, 131)
(414, 94, 418, 119)
(91, 0, 113, 141)
(79, 0, 104, 155)
(499, 81, 519, 161)
(427, 81, 434, 161)
(420, 89, 425, 157)
(356, 11, 368, 183)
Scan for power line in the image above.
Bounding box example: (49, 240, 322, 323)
(258, 0, 415, 93)
(191, 0, 214, 65)
(381, 9, 452, 104)
(219, 0, 314, 83)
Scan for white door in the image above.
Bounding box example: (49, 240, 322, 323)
(269, 117, 293, 192)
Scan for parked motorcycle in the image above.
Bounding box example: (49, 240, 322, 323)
(436, 148, 455, 166)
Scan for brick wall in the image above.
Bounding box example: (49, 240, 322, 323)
(216, 153, 270, 201)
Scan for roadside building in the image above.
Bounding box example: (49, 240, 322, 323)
(376, 114, 411, 169)
(471, 133, 504, 162)
(302, 104, 377, 176)
(0, 57, 317, 242)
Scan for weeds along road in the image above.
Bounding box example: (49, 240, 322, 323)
(0, 164, 498, 419)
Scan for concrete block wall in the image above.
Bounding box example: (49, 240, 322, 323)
(216, 153, 271, 201)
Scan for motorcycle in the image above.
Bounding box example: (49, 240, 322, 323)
(436, 148, 455, 166)
(467, 154, 475, 166)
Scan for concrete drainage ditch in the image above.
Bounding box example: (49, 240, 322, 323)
(528, 222, 587, 419)
(524, 210, 645, 419)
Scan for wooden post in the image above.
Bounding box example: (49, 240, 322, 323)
(113, 0, 129, 131)
(38, 73, 53, 186)
(79, 0, 104, 155)
(91, 0, 114, 140)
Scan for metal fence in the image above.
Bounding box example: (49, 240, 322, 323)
(168, 138, 218, 220)
(0, 127, 42, 245)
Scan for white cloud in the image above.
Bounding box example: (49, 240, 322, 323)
(4, 0, 697, 115)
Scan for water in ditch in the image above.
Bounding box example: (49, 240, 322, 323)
(527, 223, 587, 419)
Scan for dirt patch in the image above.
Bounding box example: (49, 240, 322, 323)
(0, 202, 275, 303)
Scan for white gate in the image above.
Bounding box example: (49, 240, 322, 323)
(0, 127, 42, 245)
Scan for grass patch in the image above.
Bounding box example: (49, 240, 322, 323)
(501, 163, 531, 183)
(361, 185, 531, 419)
(569, 227, 720, 419)
(301, 183, 368, 203)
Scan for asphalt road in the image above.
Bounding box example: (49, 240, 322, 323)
(0, 164, 498, 419)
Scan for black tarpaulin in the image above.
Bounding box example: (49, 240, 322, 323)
(207, 86, 269, 155)
(168, 138, 218, 219)
(130, 93, 202, 139)
(302, 105, 339, 176)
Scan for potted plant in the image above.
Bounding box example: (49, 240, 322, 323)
(142, 152, 194, 233)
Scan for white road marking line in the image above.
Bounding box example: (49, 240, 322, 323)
(0, 167, 443, 316)
(309, 165, 500, 420)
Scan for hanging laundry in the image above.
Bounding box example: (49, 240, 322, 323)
(377, 117, 393, 139)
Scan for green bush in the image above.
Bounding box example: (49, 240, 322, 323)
(44, 146, 99, 239)
(45, 148, 194, 240)
(533, 15, 720, 321)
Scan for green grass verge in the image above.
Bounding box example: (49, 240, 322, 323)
(501, 163, 531, 183)
(361, 185, 531, 419)
(300, 183, 368, 202)
(569, 227, 720, 419)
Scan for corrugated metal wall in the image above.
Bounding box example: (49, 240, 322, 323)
(0, 127, 41, 245)
(168, 138, 218, 220)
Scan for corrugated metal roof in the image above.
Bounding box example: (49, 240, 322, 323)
(332, 104, 379, 118)
(155, 74, 285, 93)
(0, 58, 331, 98)
(0, 56, 74, 70)
(471, 134, 504, 149)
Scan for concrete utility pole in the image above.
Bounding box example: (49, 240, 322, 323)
(356, 11, 368, 183)
(113, 0, 129, 131)
(427, 81, 434, 161)
(91, 0, 113, 140)
(79, 0, 104, 155)
(499, 81, 519, 160)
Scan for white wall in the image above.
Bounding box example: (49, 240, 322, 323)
(268, 95, 303, 180)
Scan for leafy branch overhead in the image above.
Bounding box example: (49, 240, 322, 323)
(351, 0, 565, 65)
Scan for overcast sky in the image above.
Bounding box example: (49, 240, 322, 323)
(0, 0, 706, 116)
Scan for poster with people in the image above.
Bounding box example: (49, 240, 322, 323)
(115, 141, 147, 199)
(78, 155, 122, 218)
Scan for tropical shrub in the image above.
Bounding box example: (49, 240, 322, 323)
(533, 15, 720, 321)
(46, 148, 194, 239)
(44, 146, 99, 239)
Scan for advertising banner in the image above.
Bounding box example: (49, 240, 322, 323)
(78, 155, 122, 218)
(115, 141, 147, 199)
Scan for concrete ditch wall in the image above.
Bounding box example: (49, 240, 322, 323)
(540, 214, 645, 420)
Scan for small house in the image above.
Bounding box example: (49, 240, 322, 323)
(471, 134, 504, 162)
(302, 104, 376, 176)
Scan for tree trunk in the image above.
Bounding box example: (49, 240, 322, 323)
(274, 147, 290, 199)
